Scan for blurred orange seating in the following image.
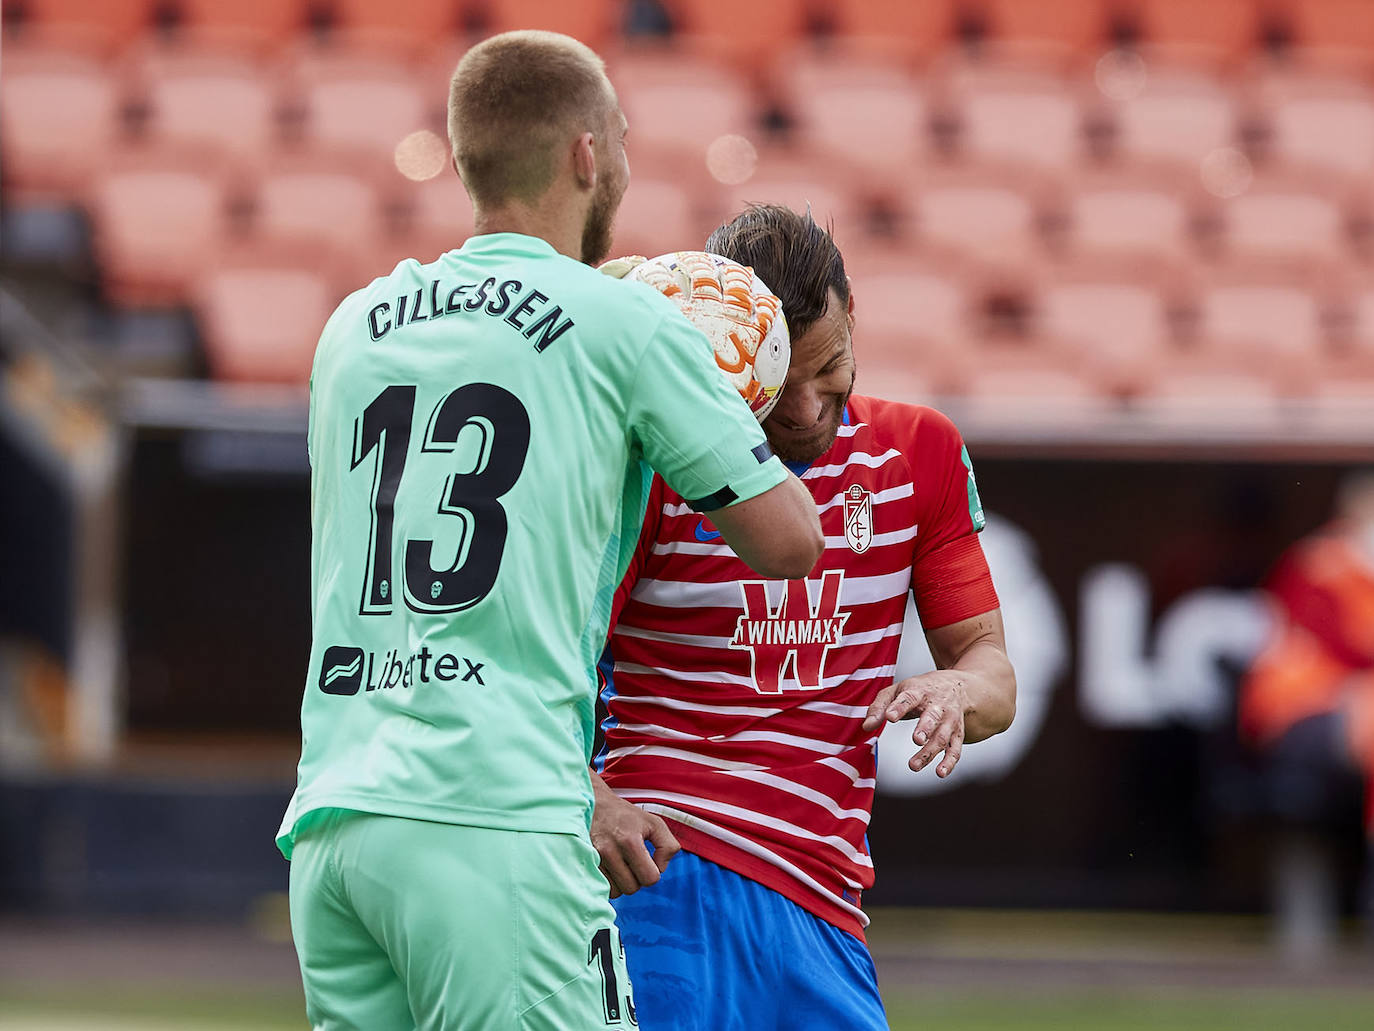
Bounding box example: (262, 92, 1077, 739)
(852, 360, 937, 405)
(906, 179, 1043, 267)
(1218, 184, 1346, 271)
(610, 51, 756, 163)
(961, 364, 1104, 401)
(1038, 279, 1172, 361)
(973, 0, 1112, 58)
(297, 63, 430, 159)
(138, 54, 280, 170)
(1101, 66, 1238, 168)
(1, 51, 123, 200)
(713, 154, 862, 236)
(665, 0, 812, 67)
(610, 176, 704, 259)
(322, 0, 463, 56)
(1136, 369, 1281, 418)
(172, 0, 308, 53)
(778, 53, 927, 186)
(1333, 282, 1374, 368)
(1265, 94, 1374, 179)
(826, 0, 955, 60)
(1061, 176, 1194, 269)
(1197, 282, 1324, 361)
(395, 171, 476, 261)
(251, 165, 388, 267)
(196, 262, 335, 383)
(1123, 0, 1261, 62)
(87, 160, 230, 307)
(1276, 0, 1374, 59)
(940, 65, 1086, 169)
(479, 0, 617, 50)
(850, 267, 971, 350)
(7, 0, 154, 51)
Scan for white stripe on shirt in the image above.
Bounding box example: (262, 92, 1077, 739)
(631, 568, 912, 610)
(636, 804, 871, 928)
(619, 791, 875, 868)
(720, 769, 873, 824)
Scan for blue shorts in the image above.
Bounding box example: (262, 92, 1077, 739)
(612, 850, 887, 1030)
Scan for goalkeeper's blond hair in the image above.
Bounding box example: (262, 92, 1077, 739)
(448, 31, 617, 208)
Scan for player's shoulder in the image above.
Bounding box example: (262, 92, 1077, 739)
(847, 394, 965, 452)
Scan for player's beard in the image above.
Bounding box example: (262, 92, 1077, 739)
(765, 365, 856, 464)
(580, 175, 618, 265)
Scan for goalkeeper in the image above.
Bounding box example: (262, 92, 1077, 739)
(277, 34, 821, 1031)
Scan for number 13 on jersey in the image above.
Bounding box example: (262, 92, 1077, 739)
(350, 383, 530, 617)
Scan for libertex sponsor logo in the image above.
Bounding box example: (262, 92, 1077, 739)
(728, 570, 848, 694)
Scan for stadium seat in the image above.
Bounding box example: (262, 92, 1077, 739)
(6, 0, 154, 51)
(1218, 186, 1347, 271)
(172, 0, 308, 53)
(1037, 280, 1173, 363)
(298, 64, 431, 160)
(609, 175, 703, 259)
(395, 170, 476, 260)
(1276, 0, 1374, 60)
(1101, 66, 1238, 168)
(88, 162, 231, 307)
(1332, 283, 1374, 372)
(479, 0, 618, 51)
(961, 364, 1102, 399)
(195, 263, 334, 383)
(1264, 94, 1374, 180)
(251, 166, 388, 267)
(1123, 0, 1262, 63)
(665, 0, 813, 67)
(906, 181, 1042, 267)
(713, 155, 862, 236)
(1, 52, 123, 200)
(609, 51, 757, 164)
(826, 0, 955, 60)
(851, 268, 971, 350)
(321, 0, 464, 55)
(939, 65, 1087, 169)
(1197, 282, 1324, 360)
(1137, 369, 1282, 422)
(138, 55, 281, 171)
(778, 54, 928, 186)
(1061, 177, 1195, 270)
(972, 0, 1112, 58)
(851, 359, 938, 405)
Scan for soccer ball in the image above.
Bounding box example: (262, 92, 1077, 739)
(624, 251, 790, 422)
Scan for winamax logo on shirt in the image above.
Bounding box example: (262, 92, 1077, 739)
(728, 570, 849, 694)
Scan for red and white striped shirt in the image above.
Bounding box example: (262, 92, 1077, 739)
(599, 395, 999, 939)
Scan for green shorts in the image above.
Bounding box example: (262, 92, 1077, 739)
(288, 809, 635, 1030)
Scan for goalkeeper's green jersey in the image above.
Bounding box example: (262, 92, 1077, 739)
(277, 233, 785, 857)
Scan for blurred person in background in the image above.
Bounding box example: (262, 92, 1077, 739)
(591, 205, 1016, 1030)
(277, 33, 821, 1030)
(1240, 469, 1374, 960)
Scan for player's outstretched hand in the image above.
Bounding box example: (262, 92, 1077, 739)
(591, 770, 681, 898)
(861, 671, 971, 778)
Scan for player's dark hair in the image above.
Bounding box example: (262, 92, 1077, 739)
(705, 204, 850, 342)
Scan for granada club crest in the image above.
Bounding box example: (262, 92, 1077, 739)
(843, 484, 873, 553)
(729, 570, 848, 694)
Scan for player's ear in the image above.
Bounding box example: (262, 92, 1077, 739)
(845, 278, 856, 332)
(572, 131, 597, 190)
